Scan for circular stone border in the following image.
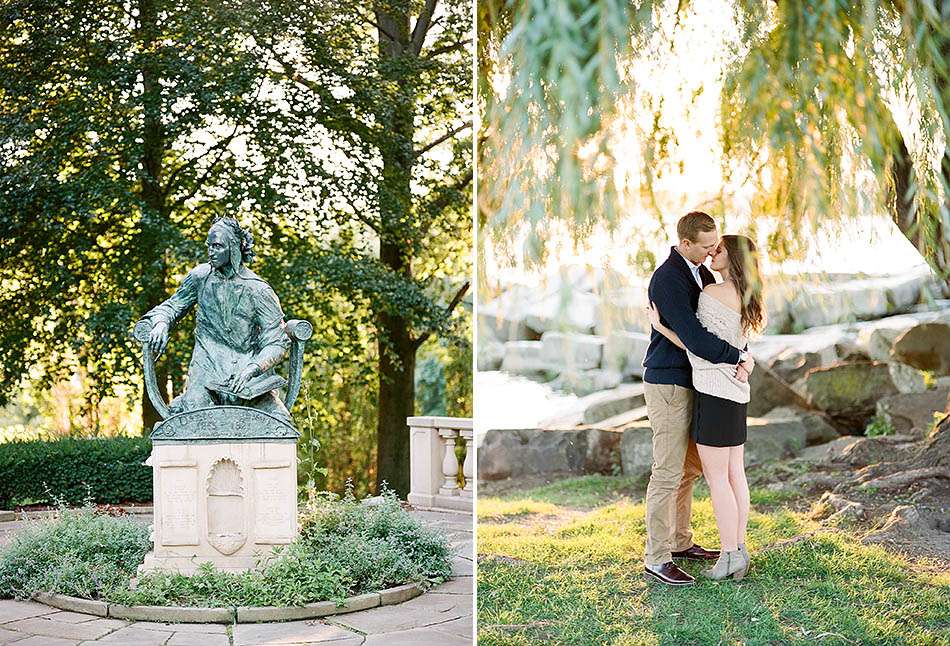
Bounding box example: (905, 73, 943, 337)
(33, 582, 424, 624)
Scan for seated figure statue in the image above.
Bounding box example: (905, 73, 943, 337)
(141, 217, 294, 426)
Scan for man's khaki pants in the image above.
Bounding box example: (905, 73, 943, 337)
(643, 383, 704, 566)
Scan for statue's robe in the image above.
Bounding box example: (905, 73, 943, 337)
(144, 263, 292, 424)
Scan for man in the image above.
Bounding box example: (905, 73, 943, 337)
(143, 217, 293, 425)
(642, 211, 754, 586)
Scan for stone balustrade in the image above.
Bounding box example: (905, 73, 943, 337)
(407, 416, 473, 512)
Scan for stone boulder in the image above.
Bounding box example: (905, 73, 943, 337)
(523, 287, 599, 335)
(875, 388, 950, 436)
(748, 364, 811, 417)
(540, 331, 604, 371)
(602, 330, 650, 379)
(550, 369, 622, 397)
(800, 362, 899, 430)
(891, 323, 950, 375)
(477, 337, 505, 371)
(744, 417, 808, 465)
(594, 287, 651, 336)
(789, 280, 889, 330)
(580, 383, 646, 425)
(500, 341, 550, 376)
(620, 416, 807, 480)
(887, 361, 929, 394)
(479, 284, 538, 342)
(764, 406, 840, 445)
(477, 428, 622, 480)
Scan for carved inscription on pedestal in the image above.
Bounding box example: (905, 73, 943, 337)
(159, 462, 199, 546)
(253, 462, 294, 543)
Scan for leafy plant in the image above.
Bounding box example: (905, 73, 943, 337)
(0, 437, 152, 508)
(865, 414, 896, 438)
(0, 504, 150, 600)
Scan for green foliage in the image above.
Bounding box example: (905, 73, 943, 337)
(298, 487, 452, 593)
(866, 414, 896, 438)
(480, 1, 949, 279)
(0, 437, 152, 508)
(0, 505, 150, 600)
(0, 488, 451, 607)
(0, 0, 473, 495)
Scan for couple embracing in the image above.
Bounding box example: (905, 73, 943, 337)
(641, 211, 765, 586)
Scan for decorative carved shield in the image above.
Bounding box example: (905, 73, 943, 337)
(206, 458, 246, 555)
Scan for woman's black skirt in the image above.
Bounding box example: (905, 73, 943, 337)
(692, 390, 747, 447)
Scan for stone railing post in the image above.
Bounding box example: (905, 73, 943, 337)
(407, 416, 473, 512)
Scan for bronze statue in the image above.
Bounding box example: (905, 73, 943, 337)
(133, 218, 311, 436)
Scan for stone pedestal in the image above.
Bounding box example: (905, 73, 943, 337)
(139, 407, 299, 575)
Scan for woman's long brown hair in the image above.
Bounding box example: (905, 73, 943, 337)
(721, 235, 765, 335)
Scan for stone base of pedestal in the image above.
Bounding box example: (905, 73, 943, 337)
(140, 439, 298, 575)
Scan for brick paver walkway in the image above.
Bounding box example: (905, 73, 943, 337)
(0, 508, 473, 645)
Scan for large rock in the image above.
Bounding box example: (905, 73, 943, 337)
(538, 383, 646, 428)
(523, 287, 599, 335)
(764, 406, 840, 445)
(619, 421, 653, 480)
(550, 369, 622, 396)
(891, 323, 950, 375)
(594, 287, 651, 336)
(477, 428, 622, 480)
(602, 330, 650, 379)
(540, 331, 604, 371)
(620, 416, 807, 479)
(876, 388, 950, 436)
(789, 281, 889, 330)
(477, 338, 505, 371)
(500, 341, 550, 375)
(744, 417, 808, 465)
(479, 284, 538, 342)
(748, 364, 811, 417)
(800, 362, 899, 430)
(887, 361, 929, 394)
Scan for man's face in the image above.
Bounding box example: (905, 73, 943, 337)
(682, 229, 719, 264)
(206, 229, 230, 269)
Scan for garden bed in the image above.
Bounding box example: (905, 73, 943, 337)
(0, 489, 451, 620)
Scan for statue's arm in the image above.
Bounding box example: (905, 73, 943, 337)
(144, 265, 205, 327)
(251, 286, 292, 373)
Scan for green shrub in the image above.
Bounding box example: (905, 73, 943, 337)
(0, 505, 150, 599)
(0, 487, 453, 607)
(0, 437, 152, 507)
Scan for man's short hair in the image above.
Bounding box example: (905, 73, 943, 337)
(677, 211, 716, 242)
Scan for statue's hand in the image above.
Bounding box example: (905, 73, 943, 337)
(148, 321, 170, 357)
(231, 364, 260, 397)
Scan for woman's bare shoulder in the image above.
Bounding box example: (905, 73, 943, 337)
(702, 281, 741, 311)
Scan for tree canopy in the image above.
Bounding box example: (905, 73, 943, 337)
(0, 0, 472, 495)
(479, 0, 948, 282)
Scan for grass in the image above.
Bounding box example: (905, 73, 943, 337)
(478, 476, 950, 645)
(0, 489, 452, 607)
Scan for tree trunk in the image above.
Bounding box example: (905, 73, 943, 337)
(376, 249, 417, 496)
(374, 6, 417, 496)
(885, 110, 950, 294)
(137, 0, 169, 433)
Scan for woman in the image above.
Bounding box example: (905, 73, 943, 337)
(648, 234, 765, 581)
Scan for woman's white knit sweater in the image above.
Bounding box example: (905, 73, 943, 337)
(686, 292, 750, 404)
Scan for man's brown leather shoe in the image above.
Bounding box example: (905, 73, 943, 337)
(671, 544, 720, 561)
(644, 561, 695, 586)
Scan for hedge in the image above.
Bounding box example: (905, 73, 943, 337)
(0, 437, 152, 507)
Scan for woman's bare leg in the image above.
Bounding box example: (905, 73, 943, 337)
(697, 444, 738, 552)
(728, 444, 750, 547)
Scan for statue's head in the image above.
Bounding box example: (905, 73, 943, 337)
(207, 217, 254, 275)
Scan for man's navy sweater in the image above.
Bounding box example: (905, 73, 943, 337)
(642, 247, 741, 388)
